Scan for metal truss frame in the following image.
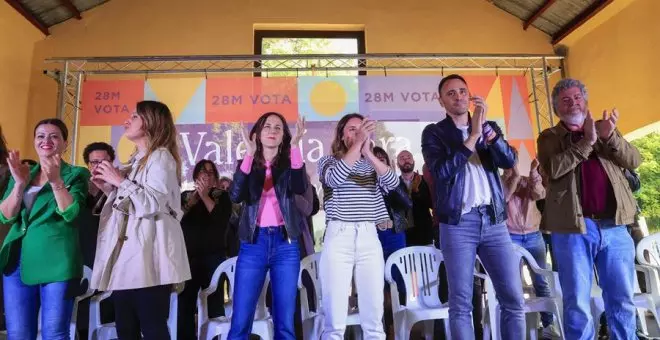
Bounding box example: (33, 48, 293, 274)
(44, 53, 563, 163)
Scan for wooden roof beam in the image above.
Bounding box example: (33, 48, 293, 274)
(552, 0, 613, 44)
(59, 0, 81, 20)
(4, 0, 49, 35)
(524, 0, 558, 30)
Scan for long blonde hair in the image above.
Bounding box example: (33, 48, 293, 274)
(135, 100, 182, 182)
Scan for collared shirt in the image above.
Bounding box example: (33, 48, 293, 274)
(570, 130, 615, 218)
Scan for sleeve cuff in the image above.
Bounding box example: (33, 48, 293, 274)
(575, 139, 594, 159)
(457, 143, 474, 158)
(290, 147, 303, 169)
(56, 201, 80, 222)
(240, 155, 254, 174)
(0, 211, 17, 225)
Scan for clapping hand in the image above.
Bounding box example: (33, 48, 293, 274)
(596, 108, 618, 140)
(6, 150, 29, 187)
(92, 160, 124, 187)
(291, 116, 306, 146)
(240, 123, 257, 156)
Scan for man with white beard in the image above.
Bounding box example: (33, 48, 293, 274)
(537, 78, 641, 340)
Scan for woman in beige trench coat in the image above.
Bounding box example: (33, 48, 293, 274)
(90, 100, 191, 340)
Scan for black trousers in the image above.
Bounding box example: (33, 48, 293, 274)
(113, 284, 172, 340)
(177, 255, 226, 340)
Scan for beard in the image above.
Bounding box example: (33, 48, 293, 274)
(559, 109, 586, 126)
(399, 163, 414, 173)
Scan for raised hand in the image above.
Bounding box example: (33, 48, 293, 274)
(195, 177, 212, 197)
(583, 111, 597, 145)
(471, 95, 488, 122)
(91, 178, 114, 195)
(41, 153, 62, 184)
(93, 160, 124, 187)
(357, 119, 377, 155)
(291, 116, 306, 146)
(470, 109, 484, 138)
(530, 158, 540, 171)
(6, 150, 29, 187)
(240, 123, 257, 156)
(596, 108, 618, 140)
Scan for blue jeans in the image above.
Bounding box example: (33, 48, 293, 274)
(228, 226, 300, 340)
(440, 206, 525, 340)
(3, 264, 74, 340)
(377, 228, 406, 260)
(551, 218, 636, 340)
(510, 231, 553, 327)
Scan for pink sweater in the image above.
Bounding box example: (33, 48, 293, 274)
(240, 147, 304, 227)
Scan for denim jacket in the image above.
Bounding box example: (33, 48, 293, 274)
(421, 116, 516, 225)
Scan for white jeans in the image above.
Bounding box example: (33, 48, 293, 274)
(320, 221, 386, 340)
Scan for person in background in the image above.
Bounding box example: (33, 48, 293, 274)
(227, 113, 308, 340)
(372, 147, 410, 261)
(77, 141, 117, 340)
(178, 159, 232, 340)
(218, 176, 232, 191)
(396, 150, 434, 246)
(219, 176, 242, 258)
(21, 159, 37, 167)
(91, 101, 191, 340)
(0, 118, 89, 339)
(317, 113, 399, 340)
(293, 172, 320, 339)
(537, 78, 640, 339)
(501, 152, 560, 338)
(422, 74, 524, 339)
(294, 172, 319, 258)
(372, 146, 411, 339)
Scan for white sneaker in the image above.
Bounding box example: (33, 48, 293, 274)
(541, 324, 561, 339)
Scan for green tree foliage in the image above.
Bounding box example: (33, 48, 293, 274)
(632, 132, 660, 230)
(261, 38, 357, 77)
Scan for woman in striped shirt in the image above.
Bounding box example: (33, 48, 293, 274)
(317, 113, 399, 340)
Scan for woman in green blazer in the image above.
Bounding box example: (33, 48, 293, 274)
(0, 118, 89, 340)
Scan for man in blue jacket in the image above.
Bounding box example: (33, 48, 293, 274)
(421, 74, 525, 339)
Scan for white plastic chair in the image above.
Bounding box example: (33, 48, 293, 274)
(480, 246, 565, 340)
(87, 282, 184, 340)
(37, 266, 95, 340)
(196, 256, 272, 340)
(384, 246, 451, 340)
(297, 252, 362, 340)
(591, 266, 660, 338)
(298, 252, 323, 340)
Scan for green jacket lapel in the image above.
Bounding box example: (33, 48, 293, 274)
(27, 163, 72, 221)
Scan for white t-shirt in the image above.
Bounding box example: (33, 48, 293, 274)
(457, 126, 492, 214)
(23, 185, 43, 214)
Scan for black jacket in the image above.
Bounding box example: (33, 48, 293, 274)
(383, 182, 413, 233)
(402, 174, 435, 246)
(229, 160, 308, 242)
(180, 188, 232, 258)
(421, 116, 515, 225)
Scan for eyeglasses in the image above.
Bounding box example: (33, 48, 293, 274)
(88, 160, 109, 166)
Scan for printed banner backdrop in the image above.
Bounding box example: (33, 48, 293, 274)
(78, 75, 536, 243)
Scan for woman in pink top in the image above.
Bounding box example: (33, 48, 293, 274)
(228, 112, 308, 340)
(501, 149, 559, 338)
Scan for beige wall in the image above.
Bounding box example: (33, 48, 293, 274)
(0, 2, 43, 153)
(23, 0, 555, 158)
(563, 0, 659, 135)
